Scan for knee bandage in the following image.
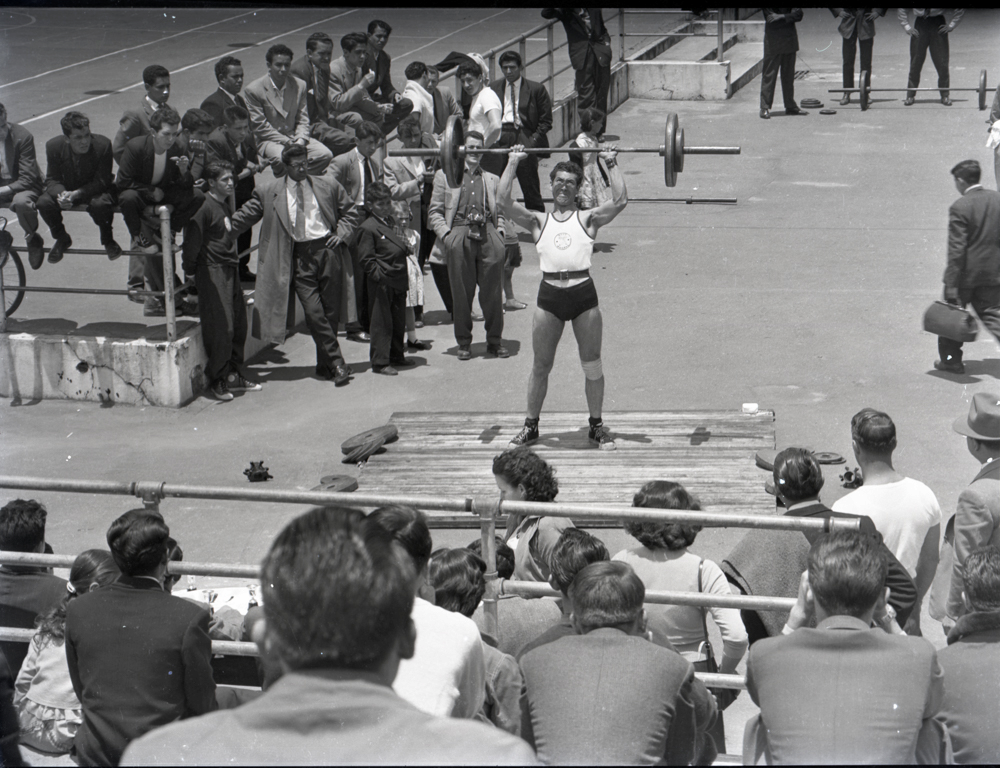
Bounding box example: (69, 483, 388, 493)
(581, 358, 603, 380)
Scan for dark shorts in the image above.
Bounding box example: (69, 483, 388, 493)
(537, 278, 599, 322)
(505, 242, 522, 269)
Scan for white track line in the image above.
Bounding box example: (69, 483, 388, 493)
(0, 9, 265, 90)
(400, 8, 511, 56)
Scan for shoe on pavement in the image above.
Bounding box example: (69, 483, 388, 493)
(903, 96, 915, 106)
(934, 359, 965, 374)
(588, 422, 617, 451)
(406, 339, 431, 350)
(504, 299, 527, 310)
(210, 378, 234, 401)
(373, 365, 398, 376)
(941, 96, 952, 106)
(48, 233, 72, 264)
(26, 233, 44, 270)
(471, 312, 485, 321)
(128, 289, 146, 304)
(414, 319, 424, 328)
(457, 346, 472, 361)
(226, 371, 262, 391)
(785, 106, 807, 116)
(346, 331, 371, 343)
(487, 344, 510, 358)
(508, 422, 540, 449)
(104, 239, 123, 261)
(839, 95, 851, 106)
(333, 364, 353, 386)
(143, 302, 166, 317)
(759, 108, 770, 119)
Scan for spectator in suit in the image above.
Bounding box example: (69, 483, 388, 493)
(744, 530, 945, 764)
(368, 506, 487, 719)
(35, 111, 120, 266)
(934, 160, 1000, 373)
(329, 33, 394, 132)
(400, 62, 435, 138)
(936, 546, 1000, 763)
(243, 44, 332, 175)
(0, 103, 44, 270)
(178, 108, 216, 189)
(898, 8, 964, 106)
(541, 9, 612, 126)
(759, 8, 805, 118)
(122, 506, 537, 766)
(829, 9, 885, 105)
(363, 20, 414, 135)
(990, 84, 1000, 191)
(230, 144, 360, 387)
(289, 32, 356, 160)
(0, 499, 67, 680)
(112, 64, 170, 163)
(65, 510, 217, 766)
(945, 392, 1000, 626)
(520, 560, 718, 765)
(427, 65, 463, 136)
(200, 56, 249, 129)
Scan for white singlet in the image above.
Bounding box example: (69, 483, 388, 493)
(535, 212, 594, 274)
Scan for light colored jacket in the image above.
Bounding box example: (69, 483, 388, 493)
(243, 74, 310, 146)
(946, 461, 1000, 620)
(426, 168, 506, 263)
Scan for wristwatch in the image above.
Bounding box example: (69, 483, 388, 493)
(874, 604, 897, 631)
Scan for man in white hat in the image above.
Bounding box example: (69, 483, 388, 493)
(945, 391, 1000, 626)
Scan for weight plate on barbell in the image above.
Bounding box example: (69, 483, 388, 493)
(441, 115, 465, 188)
(980, 69, 988, 111)
(860, 70, 870, 111)
(664, 113, 677, 188)
(676, 127, 685, 173)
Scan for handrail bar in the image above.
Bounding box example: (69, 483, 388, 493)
(0, 551, 260, 578)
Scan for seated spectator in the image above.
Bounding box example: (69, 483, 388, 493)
(362, 20, 414, 134)
(936, 546, 1000, 763)
(428, 548, 523, 735)
(0, 103, 44, 269)
(0, 499, 67, 679)
(35, 111, 120, 266)
(401, 61, 435, 138)
(744, 530, 945, 765)
(329, 32, 396, 131)
(115, 105, 204, 317)
(832, 408, 942, 634)
(200, 56, 249, 129)
(427, 64, 462, 136)
(722, 447, 918, 643)
(367, 506, 486, 719)
(519, 561, 718, 765)
(65, 509, 217, 766)
(178, 108, 216, 187)
(494, 448, 574, 581)
(467, 535, 515, 578)
(121, 506, 537, 766)
(13, 550, 119, 755)
(289, 32, 356, 159)
(0, 655, 25, 768)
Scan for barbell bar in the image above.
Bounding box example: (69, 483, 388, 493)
(828, 69, 988, 111)
(519, 197, 737, 205)
(385, 113, 740, 189)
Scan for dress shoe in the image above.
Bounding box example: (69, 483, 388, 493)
(504, 299, 527, 310)
(414, 319, 424, 328)
(406, 339, 431, 350)
(104, 239, 123, 261)
(26, 233, 44, 270)
(143, 302, 166, 317)
(941, 96, 952, 106)
(373, 364, 398, 376)
(48, 233, 72, 264)
(346, 331, 371, 343)
(239, 268, 256, 284)
(759, 108, 770, 119)
(934, 359, 965, 375)
(128, 290, 146, 304)
(785, 106, 807, 116)
(486, 344, 510, 359)
(903, 96, 915, 106)
(839, 94, 851, 106)
(390, 357, 416, 368)
(471, 312, 485, 322)
(457, 346, 472, 361)
(333, 364, 353, 386)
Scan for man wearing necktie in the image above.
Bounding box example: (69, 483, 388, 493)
(200, 57, 251, 130)
(290, 33, 356, 160)
(427, 66, 463, 136)
(230, 144, 360, 386)
(897, 9, 964, 106)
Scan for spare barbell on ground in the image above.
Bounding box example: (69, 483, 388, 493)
(828, 68, 988, 111)
(386, 113, 740, 189)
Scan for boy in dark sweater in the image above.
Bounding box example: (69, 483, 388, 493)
(181, 161, 261, 401)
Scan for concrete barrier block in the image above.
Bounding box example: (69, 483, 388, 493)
(628, 61, 731, 101)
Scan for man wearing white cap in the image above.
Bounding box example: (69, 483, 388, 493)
(945, 391, 1000, 626)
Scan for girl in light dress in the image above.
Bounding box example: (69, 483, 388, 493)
(575, 108, 611, 210)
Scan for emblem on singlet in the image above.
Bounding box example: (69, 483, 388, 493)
(553, 232, 572, 250)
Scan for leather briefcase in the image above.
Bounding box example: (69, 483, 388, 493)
(923, 301, 979, 342)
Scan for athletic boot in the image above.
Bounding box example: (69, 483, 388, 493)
(508, 419, 540, 449)
(588, 420, 616, 451)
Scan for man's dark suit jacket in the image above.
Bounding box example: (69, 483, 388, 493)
(356, 213, 409, 291)
(289, 56, 333, 126)
(0, 565, 66, 678)
(363, 49, 399, 104)
(945, 186, 1000, 296)
(0, 124, 43, 193)
(762, 8, 804, 56)
(44, 133, 113, 199)
(65, 575, 217, 767)
(115, 135, 194, 197)
(207, 126, 258, 200)
(199, 87, 249, 129)
(488, 77, 552, 149)
(112, 97, 158, 164)
(541, 9, 612, 70)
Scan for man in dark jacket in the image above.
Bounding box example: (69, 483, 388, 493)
(759, 8, 805, 118)
(934, 159, 1000, 373)
(200, 56, 250, 130)
(36, 111, 120, 265)
(0, 102, 44, 269)
(290, 32, 357, 160)
(363, 20, 414, 136)
(828, 8, 886, 105)
(542, 9, 612, 126)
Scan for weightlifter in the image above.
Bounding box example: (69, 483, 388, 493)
(500, 145, 627, 451)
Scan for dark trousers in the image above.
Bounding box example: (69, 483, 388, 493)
(760, 52, 797, 110)
(235, 180, 254, 272)
(938, 285, 1000, 364)
(195, 261, 246, 382)
(311, 121, 357, 158)
(36, 190, 115, 242)
(119, 187, 205, 294)
(345, 242, 370, 335)
(907, 15, 950, 98)
(842, 33, 873, 88)
(293, 238, 346, 371)
(418, 184, 435, 271)
(366, 276, 406, 366)
(445, 224, 504, 347)
(575, 47, 611, 117)
(430, 261, 453, 315)
(480, 125, 545, 212)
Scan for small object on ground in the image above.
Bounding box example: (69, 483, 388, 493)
(313, 474, 359, 492)
(343, 437, 386, 464)
(819, 109, 838, 115)
(934, 359, 966, 375)
(244, 461, 273, 482)
(341, 424, 399, 454)
(839, 467, 863, 489)
(800, 98, 823, 108)
(811, 451, 845, 465)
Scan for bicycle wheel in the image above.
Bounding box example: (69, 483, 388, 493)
(1, 246, 25, 317)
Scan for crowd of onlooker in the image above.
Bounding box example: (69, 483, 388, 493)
(0, 391, 998, 765)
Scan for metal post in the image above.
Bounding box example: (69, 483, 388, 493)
(618, 7, 626, 62)
(474, 493, 500, 641)
(134, 481, 166, 514)
(158, 205, 176, 342)
(717, 11, 724, 63)
(0, 248, 7, 334)
(546, 23, 555, 103)
(519, 36, 527, 76)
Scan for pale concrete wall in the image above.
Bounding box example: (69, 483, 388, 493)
(628, 61, 731, 101)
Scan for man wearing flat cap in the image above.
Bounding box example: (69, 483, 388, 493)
(945, 391, 1000, 627)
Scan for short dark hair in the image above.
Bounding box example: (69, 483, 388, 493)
(851, 408, 897, 455)
(951, 159, 981, 185)
(341, 32, 369, 53)
(457, 62, 483, 80)
(142, 64, 170, 86)
(467, 536, 515, 579)
(0, 499, 47, 552)
(60, 111, 90, 136)
(404, 61, 427, 81)
(549, 528, 609, 594)
(465, 130, 485, 144)
(397, 115, 422, 141)
(203, 161, 233, 182)
(265, 44, 294, 65)
(149, 105, 181, 132)
(106, 509, 170, 577)
(569, 561, 645, 632)
(306, 32, 333, 52)
(368, 505, 433, 574)
(773, 447, 825, 503)
(963, 546, 1000, 612)
(223, 105, 249, 125)
(626, 480, 703, 551)
(214, 56, 241, 83)
(366, 180, 392, 206)
(492, 447, 558, 503)
(428, 548, 487, 617)
(578, 107, 605, 133)
(355, 121, 384, 142)
(808, 530, 888, 619)
(550, 161, 583, 186)
(280, 143, 308, 165)
(368, 19, 392, 35)
(181, 108, 215, 134)
(262, 506, 415, 671)
(498, 51, 522, 68)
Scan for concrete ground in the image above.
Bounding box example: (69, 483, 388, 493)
(3, 7, 1000, 759)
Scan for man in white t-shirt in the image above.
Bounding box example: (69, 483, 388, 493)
(458, 62, 501, 149)
(832, 408, 941, 633)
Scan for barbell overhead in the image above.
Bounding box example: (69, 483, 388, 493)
(519, 197, 738, 205)
(387, 114, 741, 189)
(829, 68, 988, 110)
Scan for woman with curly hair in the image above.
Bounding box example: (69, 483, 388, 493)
(493, 448, 574, 582)
(14, 550, 119, 754)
